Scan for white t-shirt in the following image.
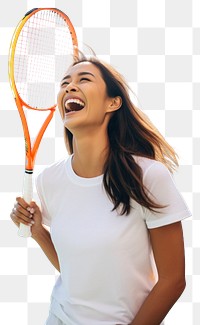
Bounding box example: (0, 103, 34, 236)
(36, 155, 191, 325)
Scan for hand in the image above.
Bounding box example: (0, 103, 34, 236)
(10, 197, 44, 237)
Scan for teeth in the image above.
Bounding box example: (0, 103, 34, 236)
(65, 98, 85, 108)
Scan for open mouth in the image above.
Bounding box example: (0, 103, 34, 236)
(64, 98, 85, 113)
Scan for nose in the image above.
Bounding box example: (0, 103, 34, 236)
(65, 82, 78, 93)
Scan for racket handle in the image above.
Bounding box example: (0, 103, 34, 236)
(18, 172, 33, 238)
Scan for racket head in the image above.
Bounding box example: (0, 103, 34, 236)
(9, 7, 78, 111)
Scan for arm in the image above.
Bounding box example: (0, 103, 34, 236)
(31, 224, 60, 273)
(130, 221, 186, 325)
(11, 198, 60, 272)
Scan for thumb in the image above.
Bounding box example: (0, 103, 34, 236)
(29, 201, 40, 213)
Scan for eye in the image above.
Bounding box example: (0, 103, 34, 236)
(80, 77, 91, 82)
(60, 81, 69, 87)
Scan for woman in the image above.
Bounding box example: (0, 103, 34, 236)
(10, 53, 191, 325)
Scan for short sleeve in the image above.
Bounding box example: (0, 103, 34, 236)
(35, 172, 52, 227)
(143, 161, 191, 229)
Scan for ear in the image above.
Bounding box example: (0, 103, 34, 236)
(107, 96, 122, 112)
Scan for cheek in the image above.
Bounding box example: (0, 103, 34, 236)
(88, 86, 107, 108)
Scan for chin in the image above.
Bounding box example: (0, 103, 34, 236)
(63, 116, 84, 131)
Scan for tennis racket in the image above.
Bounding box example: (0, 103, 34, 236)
(8, 8, 78, 237)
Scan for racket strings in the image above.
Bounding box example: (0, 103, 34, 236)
(14, 9, 76, 109)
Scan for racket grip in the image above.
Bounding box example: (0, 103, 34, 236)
(18, 172, 33, 238)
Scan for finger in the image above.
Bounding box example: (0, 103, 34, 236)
(29, 201, 41, 214)
(14, 202, 31, 218)
(10, 210, 30, 227)
(28, 207, 35, 214)
(11, 207, 34, 225)
(29, 201, 39, 211)
(16, 197, 30, 210)
(10, 210, 20, 227)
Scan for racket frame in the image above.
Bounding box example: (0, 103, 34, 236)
(8, 8, 78, 237)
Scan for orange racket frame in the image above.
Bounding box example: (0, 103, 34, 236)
(8, 8, 78, 237)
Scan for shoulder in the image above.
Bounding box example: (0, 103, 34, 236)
(36, 156, 69, 186)
(133, 155, 175, 197)
(134, 156, 191, 228)
(133, 155, 170, 182)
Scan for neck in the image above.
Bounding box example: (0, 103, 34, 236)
(71, 129, 110, 178)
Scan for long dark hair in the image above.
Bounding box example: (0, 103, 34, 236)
(63, 54, 178, 215)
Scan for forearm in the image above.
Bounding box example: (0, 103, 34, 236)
(32, 226, 60, 272)
(130, 279, 185, 325)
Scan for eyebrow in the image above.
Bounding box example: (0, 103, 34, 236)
(62, 71, 95, 81)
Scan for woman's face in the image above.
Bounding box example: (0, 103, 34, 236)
(57, 62, 119, 133)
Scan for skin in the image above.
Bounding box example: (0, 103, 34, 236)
(10, 62, 186, 325)
(57, 62, 121, 178)
(129, 222, 186, 325)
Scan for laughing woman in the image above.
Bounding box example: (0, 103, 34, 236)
(10, 54, 191, 325)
